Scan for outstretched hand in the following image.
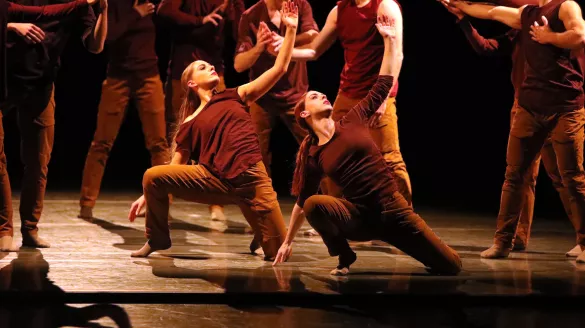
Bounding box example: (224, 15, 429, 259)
(281, 0, 299, 30)
(272, 242, 293, 266)
(439, 0, 465, 20)
(376, 14, 396, 40)
(129, 195, 146, 222)
(133, 0, 155, 18)
(530, 16, 553, 44)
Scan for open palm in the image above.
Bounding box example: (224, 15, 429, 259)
(281, 1, 298, 29)
(376, 15, 396, 39)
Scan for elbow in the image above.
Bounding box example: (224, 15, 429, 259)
(234, 62, 246, 73)
(86, 42, 104, 54)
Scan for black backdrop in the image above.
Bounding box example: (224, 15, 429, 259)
(3, 0, 583, 217)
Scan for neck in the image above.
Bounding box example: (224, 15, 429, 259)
(354, 0, 371, 8)
(197, 88, 215, 107)
(265, 0, 283, 10)
(311, 117, 336, 146)
(539, 0, 552, 6)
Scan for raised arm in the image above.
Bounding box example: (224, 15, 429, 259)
(530, 1, 585, 49)
(237, 1, 297, 104)
(7, 0, 93, 21)
(443, 0, 525, 30)
(266, 0, 318, 54)
(84, 0, 107, 54)
(288, 6, 338, 61)
(339, 16, 397, 125)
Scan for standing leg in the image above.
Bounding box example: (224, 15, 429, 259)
(550, 108, 585, 258)
(208, 74, 227, 220)
(79, 77, 131, 217)
(231, 162, 287, 261)
(484, 107, 549, 258)
(0, 110, 16, 252)
(369, 97, 412, 205)
(249, 103, 275, 176)
(514, 155, 540, 251)
(134, 164, 233, 258)
(17, 86, 55, 248)
(380, 191, 462, 275)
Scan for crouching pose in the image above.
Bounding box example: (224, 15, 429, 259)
(272, 16, 462, 275)
(127, 1, 300, 260)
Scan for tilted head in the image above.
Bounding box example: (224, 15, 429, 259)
(181, 60, 220, 93)
(294, 90, 333, 131)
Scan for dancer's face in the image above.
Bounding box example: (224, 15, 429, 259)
(301, 91, 333, 119)
(186, 60, 220, 91)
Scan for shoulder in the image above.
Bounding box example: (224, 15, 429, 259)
(559, 0, 582, 17)
(378, 0, 402, 17)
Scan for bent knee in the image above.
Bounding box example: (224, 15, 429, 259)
(142, 166, 169, 190)
(302, 195, 331, 218)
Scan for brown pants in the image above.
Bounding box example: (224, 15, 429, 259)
(303, 192, 462, 274)
(509, 100, 573, 247)
(0, 86, 56, 237)
(248, 101, 307, 176)
(325, 93, 412, 204)
(495, 105, 585, 248)
(142, 161, 287, 258)
(80, 75, 169, 208)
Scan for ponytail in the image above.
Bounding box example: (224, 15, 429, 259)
(290, 93, 316, 196)
(170, 62, 201, 154)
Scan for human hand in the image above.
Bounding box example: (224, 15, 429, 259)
(8, 23, 45, 44)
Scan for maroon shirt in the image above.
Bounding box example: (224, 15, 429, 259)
(336, 0, 399, 99)
(519, 0, 585, 113)
(158, 0, 245, 79)
(0, 0, 89, 100)
(175, 88, 263, 180)
(297, 76, 396, 210)
(458, 18, 524, 96)
(235, 0, 318, 111)
(106, 0, 158, 78)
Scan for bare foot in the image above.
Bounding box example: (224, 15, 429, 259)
(330, 251, 357, 276)
(130, 241, 170, 258)
(78, 206, 94, 219)
(209, 205, 226, 221)
(480, 245, 511, 259)
(303, 229, 319, 237)
(0, 236, 18, 252)
(22, 232, 50, 248)
(566, 245, 584, 257)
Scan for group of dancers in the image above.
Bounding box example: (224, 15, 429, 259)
(0, 0, 584, 276)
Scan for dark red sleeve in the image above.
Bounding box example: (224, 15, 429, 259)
(298, 0, 318, 33)
(458, 17, 516, 57)
(296, 158, 323, 208)
(7, 0, 88, 22)
(174, 122, 193, 155)
(339, 75, 394, 126)
(157, 0, 204, 27)
(235, 10, 253, 55)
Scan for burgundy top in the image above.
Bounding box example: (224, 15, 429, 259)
(235, 0, 318, 111)
(106, 0, 158, 79)
(0, 0, 89, 100)
(297, 76, 397, 210)
(336, 0, 399, 99)
(458, 18, 524, 96)
(175, 88, 263, 180)
(158, 0, 245, 79)
(519, 0, 585, 113)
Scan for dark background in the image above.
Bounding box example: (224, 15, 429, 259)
(3, 0, 583, 218)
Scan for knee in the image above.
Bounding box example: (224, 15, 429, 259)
(559, 169, 585, 189)
(503, 165, 525, 189)
(303, 195, 329, 223)
(383, 150, 406, 168)
(142, 166, 167, 192)
(89, 140, 114, 155)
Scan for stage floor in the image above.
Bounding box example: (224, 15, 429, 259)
(1, 192, 585, 327)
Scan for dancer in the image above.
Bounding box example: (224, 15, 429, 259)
(440, 0, 578, 254)
(158, 0, 245, 222)
(234, 0, 318, 176)
(78, 0, 169, 219)
(272, 16, 462, 276)
(0, 0, 107, 252)
(276, 0, 411, 205)
(442, 0, 585, 259)
(128, 1, 299, 260)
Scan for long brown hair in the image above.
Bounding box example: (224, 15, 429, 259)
(291, 94, 317, 197)
(170, 61, 202, 154)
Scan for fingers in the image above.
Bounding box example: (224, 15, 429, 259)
(272, 251, 283, 266)
(28, 26, 44, 43)
(129, 202, 138, 222)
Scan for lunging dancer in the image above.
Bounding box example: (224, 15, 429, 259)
(442, 0, 585, 259)
(79, 0, 169, 219)
(276, 0, 411, 206)
(0, 0, 107, 252)
(158, 0, 245, 223)
(128, 1, 299, 260)
(272, 16, 462, 276)
(440, 0, 580, 255)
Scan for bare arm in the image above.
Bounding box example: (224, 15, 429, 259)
(446, 1, 525, 30)
(237, 2, 297, 104)
(459, 18, 516, 56)
(290, 6, 338, 61)
(378, 0, 403, 78)
(170, 150, 190, 165)
(531, 1, 585, 49)
(233, 13, 273, 73)
(84, 0, 107, 54)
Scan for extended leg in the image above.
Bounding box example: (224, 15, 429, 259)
(0, 110, 16, 252)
